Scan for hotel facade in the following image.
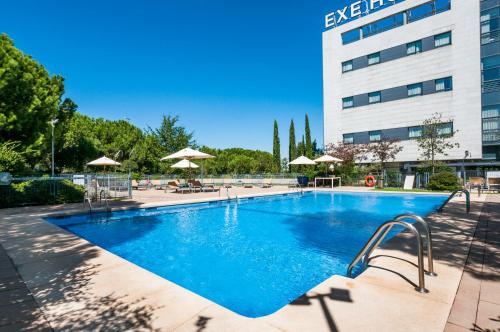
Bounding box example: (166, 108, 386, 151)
(323, 0, 500, 168)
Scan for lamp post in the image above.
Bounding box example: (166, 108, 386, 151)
(462, 150, 470, 185)
(50, 119, 58, 177)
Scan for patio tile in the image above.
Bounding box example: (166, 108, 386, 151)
(0, 287, 33, 307)
(479, 279, 500, 305)
(444, 322, 472, 332)
(174, 304, 282, 332)
(446, 293, 479, 328)
(0, 267, 18, 280)
(475, 300, 500, 331)
(0, 321, 52, 332)
(0, 276, 26, 292)
(0, 301, 45, 327)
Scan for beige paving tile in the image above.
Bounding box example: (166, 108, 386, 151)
(444, 322, 472, 332)
(480, 279, 500, 305)
(447, 293, 479, 328)
(264, 275, 450, 332)
(174, 304, 281, 332)
(475, 300, 500, 331)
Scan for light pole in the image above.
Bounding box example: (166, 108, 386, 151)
(462, 150, 470, 185)
(50, 119, 59, 177)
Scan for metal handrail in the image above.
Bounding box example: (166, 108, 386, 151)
(347, 220, 428, 293)
(360, 214, 436, 276)
(394, 214, 436, 276)
(84, 197, 93, 214)
(437, 189, 470, 213)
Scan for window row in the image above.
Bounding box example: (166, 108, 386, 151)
(341, 0, 451, 45)
(341, 32, 452, 73)
(342, 122, 454, 144)
(342, 77, 453, 109)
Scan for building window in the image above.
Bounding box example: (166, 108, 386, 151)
(342, 97, 354, 109)
(434, 32, 452, 47)
(407, 83, 423, 97)
(483, 118, 500, 131)
(406, 40, 422, 55)
(367, 52, 380, 65)
(482, 55, 500, 70)
(437, 122, 453, 136)
(368, 91, 381, 104)
(342, 60, 353, 73)
(369, 131, 381, 142)
(435, 77, 453, 92)
(481, 7, 500, 23)
(342, 29, 361, 45)
(343, 134, 354, 144)
(409, 126, 422, 139)
(482, 105, 500, 119)
(483, 67, 500, 82)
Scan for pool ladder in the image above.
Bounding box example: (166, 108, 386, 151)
(438, 189, 470, 214)
(84, 196, 93, 214)
(347, 214, 436, 293)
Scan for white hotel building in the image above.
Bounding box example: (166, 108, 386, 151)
(323, 0, 500, 168)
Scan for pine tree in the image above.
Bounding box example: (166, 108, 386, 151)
(305, 114, 313, 158)
(289, 120, 297, 172)
(273, 120, 281, 172)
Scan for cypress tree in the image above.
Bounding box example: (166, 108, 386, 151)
(289, 120, 296, 171)
(297, 135, 306, 156)
(305, 114, 313, 158)
(273, 120, 281, 172)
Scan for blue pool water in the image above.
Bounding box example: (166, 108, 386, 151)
(47, 191, 447, 317)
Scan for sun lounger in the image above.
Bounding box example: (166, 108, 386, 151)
(137, 180, 150, 190)
(191, 180, 219, 192)
(243, 179, 253, 188)
(487, 177, 500, 192)
(167, 180, 191, 194)
(259, 179, 272, 188)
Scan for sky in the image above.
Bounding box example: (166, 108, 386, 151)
(2, 0, 355, 155)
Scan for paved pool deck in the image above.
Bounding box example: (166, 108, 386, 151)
(0, 187, 498, 331)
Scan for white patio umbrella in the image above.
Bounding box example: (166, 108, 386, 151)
(86, 156, 121, 171)
(160, 147, 214, 161)
(170, 159, 199, 169)
(86, 156, 121, 196)
(288, 155, 316, 165)
(314, 155, 343, 175)
(161, 147, 214, 180)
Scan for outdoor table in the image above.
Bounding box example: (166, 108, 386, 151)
(314, 177, 342, 188)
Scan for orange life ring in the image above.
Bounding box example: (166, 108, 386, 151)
(365, 175, 376, 187)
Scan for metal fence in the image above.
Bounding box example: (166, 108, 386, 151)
(0, 174, 131, 208)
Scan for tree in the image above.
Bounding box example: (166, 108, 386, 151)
(417, 113, 459, 173)
(368, 138, 403, 175)
(0, 34, 67, 165)
(0, 142, 26, 173)
(305, 114, 313, 158)
(325, 142, 367, 163)
(151, 115, 196, 154)
(288, 120, 297, 172)
(297, 135, 306, 156)
(272, 120, 281, 172)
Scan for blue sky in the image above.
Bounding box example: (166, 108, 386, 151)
(2, 0, 355, 155)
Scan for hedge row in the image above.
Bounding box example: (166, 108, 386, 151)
(0, 179, 85, 208)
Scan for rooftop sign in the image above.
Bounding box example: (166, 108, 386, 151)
(325, 0, 406, 30)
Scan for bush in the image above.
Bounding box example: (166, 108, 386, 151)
(0, 179, 85, 208)
(427, 172, 461, 191)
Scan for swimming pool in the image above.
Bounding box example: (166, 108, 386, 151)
(47, 191, 447, 317)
